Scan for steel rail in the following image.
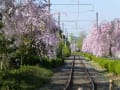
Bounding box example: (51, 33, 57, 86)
(64, 55, 96, 90)
(79, 55, 96, 90)
(64, 55, 75, 90)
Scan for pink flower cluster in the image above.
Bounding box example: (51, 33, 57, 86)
(2, 0, 61, 58)
(82, 19, 120, 57)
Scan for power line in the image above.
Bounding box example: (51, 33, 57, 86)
(60, 20, 94, 22)
(50, 3, 93, 6)
(67, 27, 84, 29)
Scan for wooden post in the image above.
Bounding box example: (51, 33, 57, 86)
(78, 87, 83, 90)
(109, 80, 113, 90)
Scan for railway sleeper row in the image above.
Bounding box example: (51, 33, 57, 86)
(40, 55, 110, 90)
(64, 55, 109, 90)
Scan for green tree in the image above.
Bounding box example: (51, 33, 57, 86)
(76, 31, 86, 50)
(0, 32, 15, 70)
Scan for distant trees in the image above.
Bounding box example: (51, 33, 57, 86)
(69, 31, 86, 52)
(76, 31, 86, 50)
(82, 19, 120, 57)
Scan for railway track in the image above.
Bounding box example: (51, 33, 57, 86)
(40, 55, 109, 90)
(64, 55, 97, 90)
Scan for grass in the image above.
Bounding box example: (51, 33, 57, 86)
(73, 52, 120, 75)
(0, 65, 53, 90)
(0, 57, 64, 90)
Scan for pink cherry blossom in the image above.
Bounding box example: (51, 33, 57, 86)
(82, 19, 120, 57)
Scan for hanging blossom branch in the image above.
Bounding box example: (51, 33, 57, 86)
(82, 19, 120, 57)
(2, 0, 61, 58)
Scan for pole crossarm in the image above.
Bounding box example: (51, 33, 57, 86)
(50, 3, 93, 6)
(60, 20, 93, 22)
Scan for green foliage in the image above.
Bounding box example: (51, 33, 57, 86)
(40, 57, 51, 68)
(0, 32, 16, 70)
(76, 31, 87, 49)
(56, 41, 64, 58)
(51, 58, 64, 68)
(77, 52, 120, 75)
(0, 22, 66, 89)
(0, 66, 53, 90)
(115, 63, 120, 74)
(108, 61, 116, 73)
(69, 31, 86, 50)
(23, 55, 40, 65)
(57, 40, 71, 58)
(62, 45, 71, 57)
(40, 57, 64, 69)
(9, 35, 39, 67)
(0, 21, 4, 29)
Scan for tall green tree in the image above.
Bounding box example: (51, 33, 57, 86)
(76, 31, 86, 50)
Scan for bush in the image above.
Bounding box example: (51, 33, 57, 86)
(40, 57, 51, 68)
(0, 66, 53, 90)
(0, 21, 4, 29)
(23, 55, 40, 65)
(51, 58, 64, 68)
(115, 63, 120, 74)
(99, 60, 109, 69)
(79, 52, 120, 75)
(40, 57, 64, 68)
(108, 61, 116, 73)
(62, 45, 71, 57)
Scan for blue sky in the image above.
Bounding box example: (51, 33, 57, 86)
(51, 0, 120, 36)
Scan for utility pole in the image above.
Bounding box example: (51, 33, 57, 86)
(48, 0, 50, 13)
(61, 23, 64, 58)
(58, 12, 61, 27)
(48, 0, 50, 59)
(0, 0, 6, 21)
(65, 28, 68, 48)
(96, 12, 99, 30)
(62, 22, 64, 44)
(77, 0, 80, 18)
(62, 23, 64, 33)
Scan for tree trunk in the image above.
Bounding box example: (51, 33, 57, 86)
(0, 60, 3, 70)
(20, 56, 23, 66)
(109, 44, 112, 57)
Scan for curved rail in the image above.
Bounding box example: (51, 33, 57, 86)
(64, 55, 96, 90)
(64, 55, 75, 90)
(80, 55, 96, 90)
